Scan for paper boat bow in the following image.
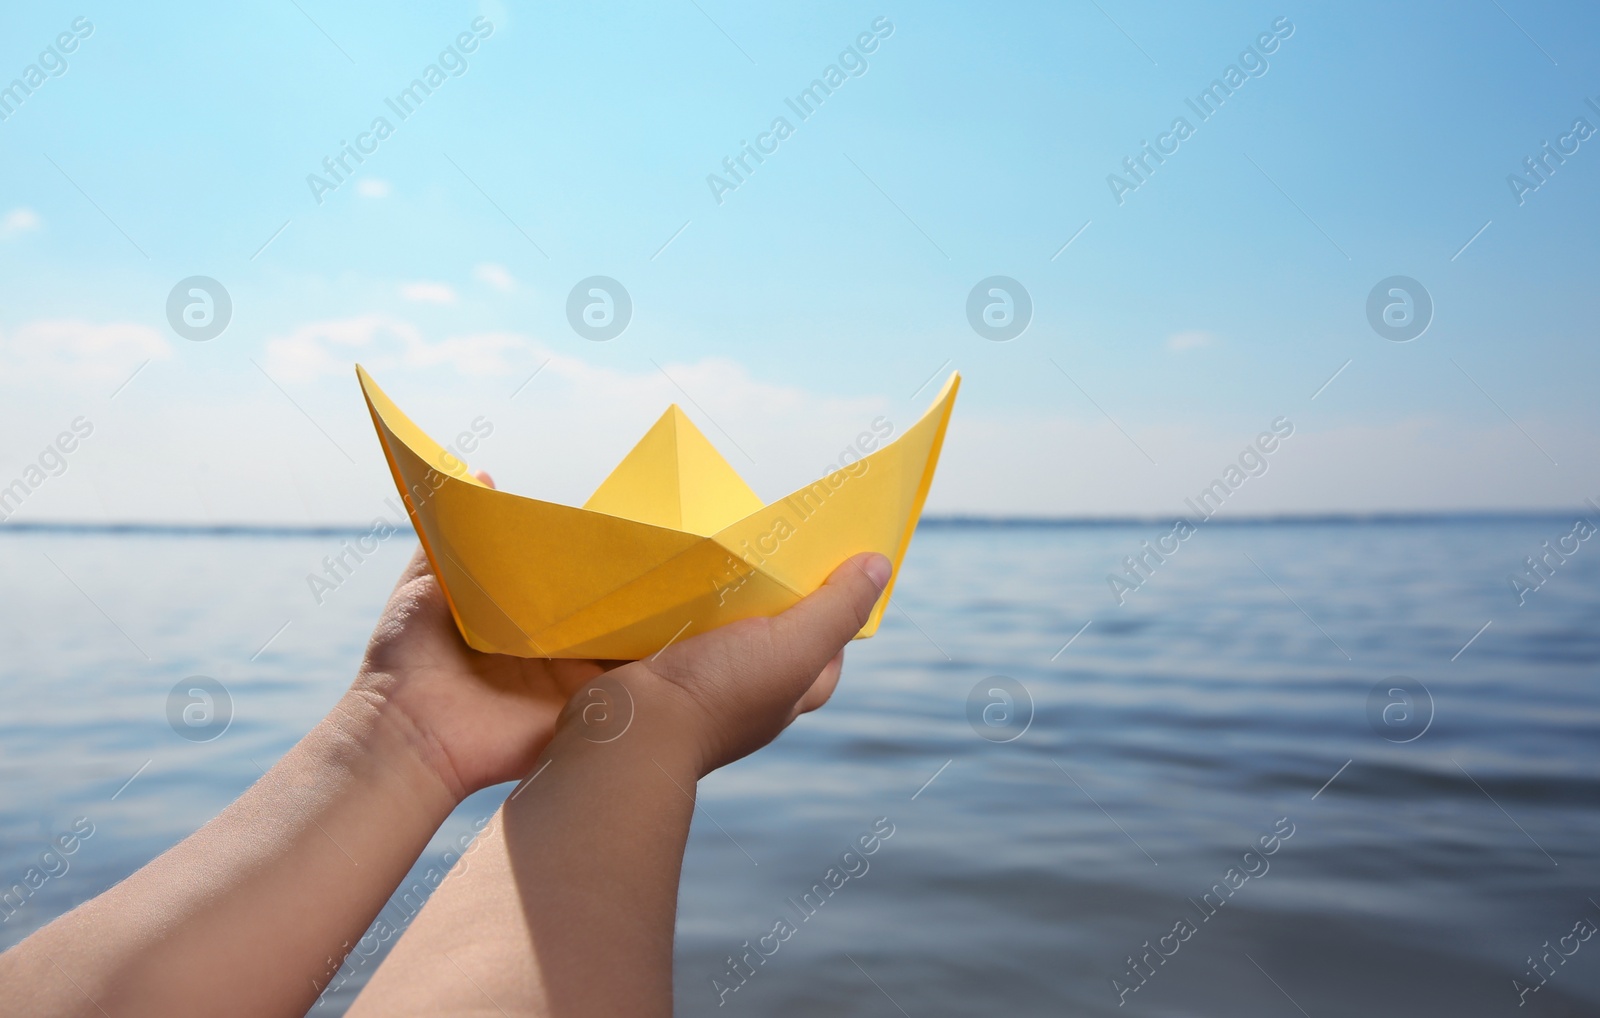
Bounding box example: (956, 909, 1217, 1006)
(357, 366, 959, 659)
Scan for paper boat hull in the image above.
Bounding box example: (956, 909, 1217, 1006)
(358, 367, 958, 660)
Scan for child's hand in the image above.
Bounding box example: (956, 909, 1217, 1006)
(351, 472, 620, 801)
(602, 552, 892, 777)
(346, 550, 892, 1018)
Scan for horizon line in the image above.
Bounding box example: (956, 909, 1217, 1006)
(0, 508, 1591, 539)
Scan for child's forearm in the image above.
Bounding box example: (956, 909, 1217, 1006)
(0, 688, 460, 1018)
(350, 672, 704, 1018)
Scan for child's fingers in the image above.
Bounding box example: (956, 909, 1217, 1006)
(626, 555, 889, 774)
(769, 553, 891, 679)
(644, 554, 886, 723)
(794, 650, 845, 717)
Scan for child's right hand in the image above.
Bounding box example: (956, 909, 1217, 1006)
(568, 553, 892, 777)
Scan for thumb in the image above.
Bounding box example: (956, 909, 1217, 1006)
(770, 552, 892, 671)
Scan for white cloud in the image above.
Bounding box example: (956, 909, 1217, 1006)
(1, 207, 41, 239)
(474, 263, 516, 292)
(414, 331, 529, 375)
(262, 314, 527, 381)
(0, 319, 171, 387)
(3, 318, 1593, 526)
(356, 179, 391, 198)
(399, 281, 457, 304)
(254, 310, 891, 502)
(1166, 330, 1213, 352)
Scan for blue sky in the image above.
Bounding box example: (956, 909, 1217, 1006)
(1, 0, 1597, 522)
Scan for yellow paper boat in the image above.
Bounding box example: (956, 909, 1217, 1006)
(356, 365, 959, 659)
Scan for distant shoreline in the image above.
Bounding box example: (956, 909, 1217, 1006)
(0, 510, 1589, 539)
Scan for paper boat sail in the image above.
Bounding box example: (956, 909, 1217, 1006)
(356, 365, 959, 660)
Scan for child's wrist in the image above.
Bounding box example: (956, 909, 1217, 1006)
(332, 683, 470, 810)
(548, 665, 713, 779)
